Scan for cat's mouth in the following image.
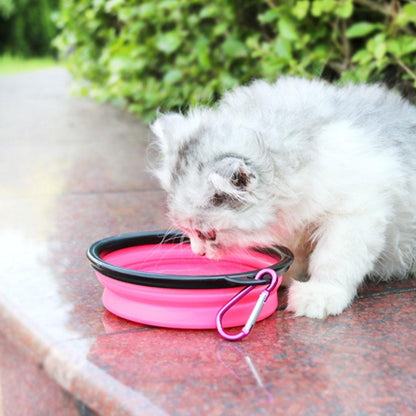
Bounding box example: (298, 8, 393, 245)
(190, 229, 220, 258)
(187, 227, 275, 260)
(198, 246, 224, 260)
(183, 225, 275, 260)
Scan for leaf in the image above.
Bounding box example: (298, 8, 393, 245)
(137, 3, 157, 18)
(258, 8, 280, 24)
(387, 36, 416, 58)
(292, 1, 310, 19)
(159, 0, 180, 10)
(0, 0, 15, 18)
(219, 73, 239, 90)
(104, 0, 123, 13)
(222, 37, 248, 58)
(163, 69, 182, 84)
(346, 22, 380, 38)
(278, 18, 298, 40)
(351, 49, 373, 65)
(335, 0, 353, 18)
(386, 38, 401, 56)
(274, 38, 292, 59)
(108, 57, 133, 73)
(402, 3, 416, 21)
(400, 37, 416, 56)
(367, 33, 386, 63)
(373, 34, 386, 61)
(340, 65, 375, 83)
(195, 38, 211, 68)
(156, 31, 182, 54)
(187, 14, 199, 26)
(213, 22, 228, 37)
(246, 35, 260, 50)
(200, 4, 220, 18)
(311, 0, 335, 17)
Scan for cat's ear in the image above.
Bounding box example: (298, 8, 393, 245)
(150, 112, 188, 152)
(209, 157, 256, 197)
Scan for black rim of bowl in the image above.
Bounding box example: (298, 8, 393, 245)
(86, 231, 293, 289)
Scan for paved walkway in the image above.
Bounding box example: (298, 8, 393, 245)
(0, 68, 416, 415)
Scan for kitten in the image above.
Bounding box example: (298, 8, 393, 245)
(150, 76, 416, 319)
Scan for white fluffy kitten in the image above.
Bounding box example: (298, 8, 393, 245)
(150, 76, 416, 319)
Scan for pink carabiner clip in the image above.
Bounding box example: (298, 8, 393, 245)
(216, 268, 282, 341)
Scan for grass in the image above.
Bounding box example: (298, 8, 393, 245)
(0, 55, 58, 76)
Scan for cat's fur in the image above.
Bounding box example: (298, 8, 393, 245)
(150, 76, 416, 318)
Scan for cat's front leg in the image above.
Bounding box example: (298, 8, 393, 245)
(287, 214, 386, 318)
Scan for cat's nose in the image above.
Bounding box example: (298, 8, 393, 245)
(189, 237, 206, 257)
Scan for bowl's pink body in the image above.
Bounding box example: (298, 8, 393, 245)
(97, 273, 278, 329)
(96, 243, 280, 329)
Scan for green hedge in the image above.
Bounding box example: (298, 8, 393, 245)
(54, 0, 416, 121)
(0, 0, 58, 57)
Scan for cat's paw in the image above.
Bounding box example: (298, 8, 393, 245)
(287, 280, 353, 319)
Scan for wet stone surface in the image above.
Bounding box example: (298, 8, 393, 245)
(0, 68, 415, 415)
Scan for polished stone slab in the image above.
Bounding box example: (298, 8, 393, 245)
(0, 68, 415, 416)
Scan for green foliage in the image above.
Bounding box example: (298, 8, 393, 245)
(0, 0, 58, 57)
(0, 54, 58, 75)
(0, 0, 15, 19)
(54, 0, 416, 121)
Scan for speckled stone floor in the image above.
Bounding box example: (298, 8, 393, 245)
(0, 68, 415, 416)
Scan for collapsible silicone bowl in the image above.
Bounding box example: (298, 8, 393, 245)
(87, 231, 293, 330)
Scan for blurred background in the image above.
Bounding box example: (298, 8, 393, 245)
(1, 0, 416, 121)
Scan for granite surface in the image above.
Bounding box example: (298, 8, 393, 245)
(0, 68, 415, 416)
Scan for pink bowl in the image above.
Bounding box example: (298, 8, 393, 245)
(87, 231, 293, 329)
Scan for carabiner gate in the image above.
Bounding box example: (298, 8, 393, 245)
(216, 268, 282, 341)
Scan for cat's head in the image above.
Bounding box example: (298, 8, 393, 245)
(150, 110, 278, 259)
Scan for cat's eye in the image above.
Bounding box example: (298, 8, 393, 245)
(196, 229, 216, 241)
(212, 193, 226, 207)
(231, 169, 250, 188)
